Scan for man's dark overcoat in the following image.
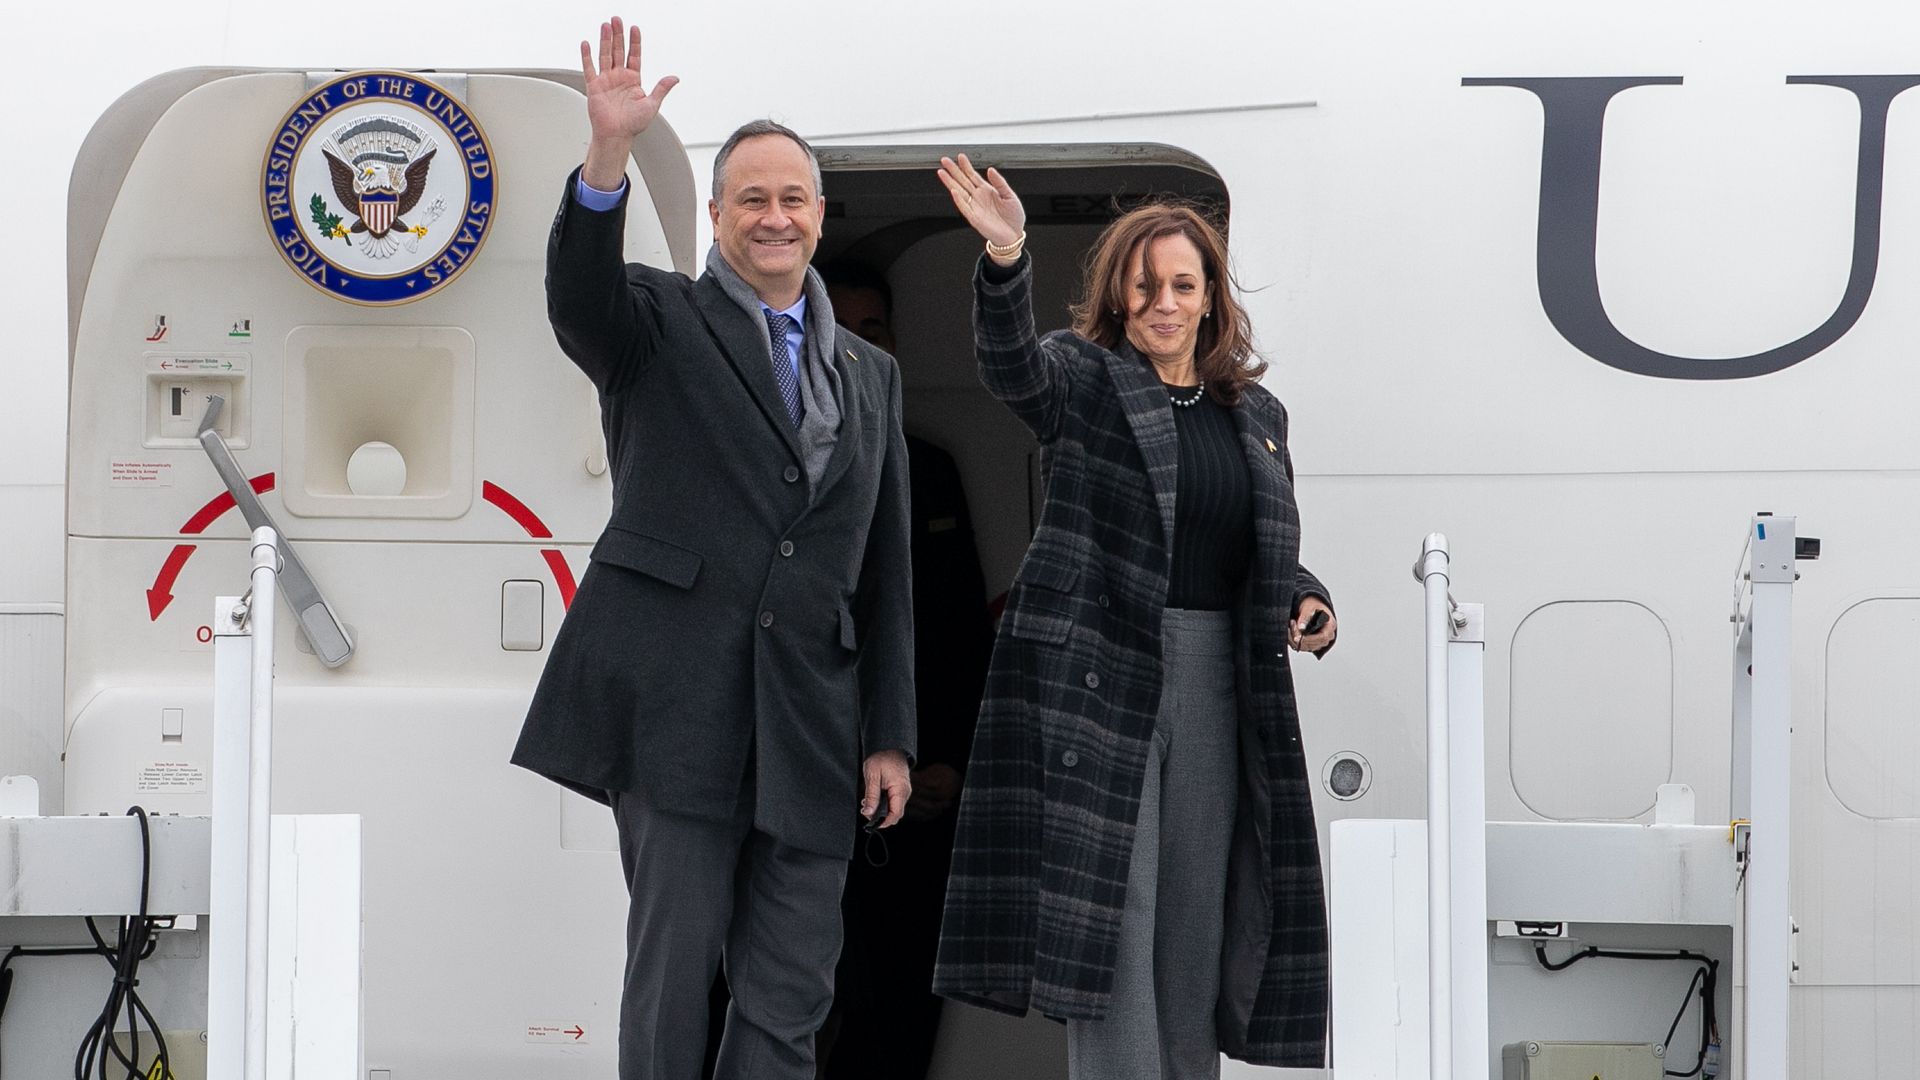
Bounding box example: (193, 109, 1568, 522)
(932, 256, 1331, 1067)
(512, 172, 915, 859)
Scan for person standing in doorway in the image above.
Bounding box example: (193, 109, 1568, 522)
(512, 19, 916, 1080)
(932, 154, 1337, 1077)
(819, 262, 995, 1079)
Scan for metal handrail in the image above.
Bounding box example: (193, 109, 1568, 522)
(1413, 534, 1455, 1080)
(209, 526, 280, 1080)
(197, 397, 353, 667)
(1411, 532, 1492, 1080)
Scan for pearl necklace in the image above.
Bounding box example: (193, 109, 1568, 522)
(1168, 382, 1206, 408)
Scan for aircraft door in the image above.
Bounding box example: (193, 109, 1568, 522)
(62, 67, 693, 1076)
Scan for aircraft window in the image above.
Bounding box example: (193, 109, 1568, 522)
(1324, 752, 1372, 801)
(1510, 600, 1675, 821)
(1826, 598, 1920, 819)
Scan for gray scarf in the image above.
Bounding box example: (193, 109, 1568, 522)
(704, 247, 842, 489)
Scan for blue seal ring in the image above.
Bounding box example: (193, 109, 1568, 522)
(261, 71, 496, 306)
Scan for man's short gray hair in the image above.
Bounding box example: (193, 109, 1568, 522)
(711, 119, 823, 201)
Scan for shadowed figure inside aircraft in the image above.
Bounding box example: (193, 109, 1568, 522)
(704, 260, 995, 1080)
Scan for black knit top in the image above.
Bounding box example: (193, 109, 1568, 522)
(1164, 385, 1253, 610)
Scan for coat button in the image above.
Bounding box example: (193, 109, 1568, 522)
(779, 540, 795, 557)
(1097, 594, 1110, 608)
(1061, 751, 1079, 767)
(1084, 672, 1100, 689)
(759, 611, 775, 628)
(783, 465, 801, 483)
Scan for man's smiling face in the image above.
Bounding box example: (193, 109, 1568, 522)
(709, 134, 823, 301)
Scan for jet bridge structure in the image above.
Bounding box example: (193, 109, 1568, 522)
(1332, 516, 1813, 1080)
(0, 524, 362, 1078)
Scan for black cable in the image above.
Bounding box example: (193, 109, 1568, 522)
(1661, 967, 1705, 1051)
(1532, 944, 1719, 1077)
(1656, 963, 1717, 1078)
(0, 808, 174, 1080)
(70, 807, 171, 1080)
(1534, 943, 1716, 970)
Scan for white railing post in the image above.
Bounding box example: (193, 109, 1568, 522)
(1447, 601, 1489, 1080)
(1411, 536, 1490, 1080)
(1733, 515, 1797, 1080)
(209, 526, 280, 1080)
(1414, 534, 1454, 1080)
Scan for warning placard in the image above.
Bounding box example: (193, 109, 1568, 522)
(525, 1022, 590, 1044)
(137, 762, 207, 794)
(110, 461, 174, 488)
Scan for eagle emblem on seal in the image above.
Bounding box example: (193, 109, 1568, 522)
(265, 70, 495, 304)
(315, 115, 443, 258)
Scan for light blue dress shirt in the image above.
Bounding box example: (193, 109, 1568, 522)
(574, 176, 806, 386)
(574, 175, 626, 212)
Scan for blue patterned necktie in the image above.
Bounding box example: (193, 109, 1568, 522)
(765, 311, 804, 427)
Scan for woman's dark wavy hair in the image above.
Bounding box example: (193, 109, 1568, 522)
(1069, 201, 1265, 405)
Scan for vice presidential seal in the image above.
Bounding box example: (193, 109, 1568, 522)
(262, 72, 496, 305)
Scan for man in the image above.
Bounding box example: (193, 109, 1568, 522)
(511, 19, 915, 1080)
(708, 265, 993, 1079)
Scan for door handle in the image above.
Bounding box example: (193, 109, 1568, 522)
(197, 396, 354, 667)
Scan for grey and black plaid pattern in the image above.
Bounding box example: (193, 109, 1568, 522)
(933, 254, 1329, 1068)
(766, 310, 804, 427)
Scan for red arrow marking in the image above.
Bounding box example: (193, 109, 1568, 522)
(153, 473, 271, 621)
(541, 549, 577, 610)
(567, 1026, 585, 1040)
(487, 481, 575, 612)
(482, 481, 553, 539)
(181, 473, 275, 534)
(148, 544, 196, 620)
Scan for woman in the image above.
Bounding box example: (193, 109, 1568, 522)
(930, 154, 1338, 1077)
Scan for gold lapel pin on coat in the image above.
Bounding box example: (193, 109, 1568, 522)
(1265, 437, 1277, 453)
(846, 349, 859, 362)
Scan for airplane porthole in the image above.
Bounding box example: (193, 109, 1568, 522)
(1323, 752, 1371, 801)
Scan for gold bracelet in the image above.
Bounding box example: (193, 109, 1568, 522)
(985, 231, 1027, 260)
(985, 232, 1025, 257)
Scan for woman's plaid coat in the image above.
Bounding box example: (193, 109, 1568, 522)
(932, 256, 1331, 1067)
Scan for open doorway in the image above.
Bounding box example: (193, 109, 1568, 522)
(811, 144, 1231, 1080)
(815, 143, 1229, 608)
